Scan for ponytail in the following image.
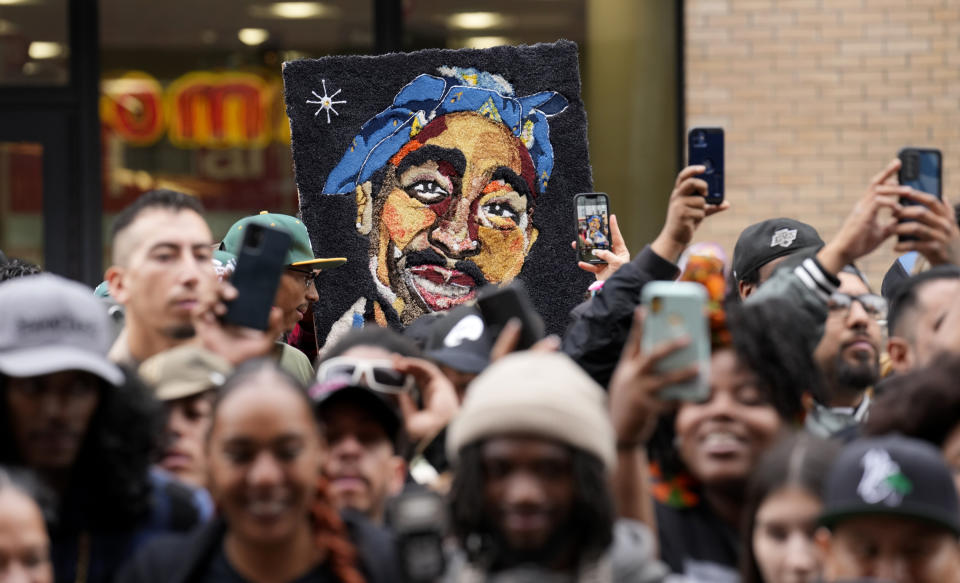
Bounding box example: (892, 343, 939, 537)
(311, 476, 366, 583)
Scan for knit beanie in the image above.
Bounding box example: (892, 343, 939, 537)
(446, 351, 616, 471)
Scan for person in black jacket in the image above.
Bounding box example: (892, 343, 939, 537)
(119, 359, 398, 583)
(562, 165, 729, 388)
(0, 274, 207, 583)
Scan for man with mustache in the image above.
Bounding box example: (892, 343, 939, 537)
(322, 66, 566, 328)
(444, 352, 667, 581)
(807, 267, 886, 438)
(220, 211, 346, 385)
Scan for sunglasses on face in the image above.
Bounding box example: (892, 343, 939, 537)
(316, 357, 412, 394)
(827, 292, 888, 322)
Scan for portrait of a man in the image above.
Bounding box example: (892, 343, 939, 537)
(322, 67, 566, 326)
(284, 42, 593, 342)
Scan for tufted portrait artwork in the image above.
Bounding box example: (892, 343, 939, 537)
(283, 40, 594, 346)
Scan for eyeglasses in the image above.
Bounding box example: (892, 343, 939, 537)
(286, 267, 319, 290)
(316, 357, 412, 394)
(827, 292, 887, 323)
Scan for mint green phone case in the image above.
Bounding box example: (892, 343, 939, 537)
(640, 281, 711, 402)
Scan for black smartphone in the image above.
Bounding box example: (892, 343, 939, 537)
(476, 281, 545, 351)
(688, 127, 724, 204)
(898, 147, 942, 242)
(222, 224, 292, 330)
(574, 192, 611, 264)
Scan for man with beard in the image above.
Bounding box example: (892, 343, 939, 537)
(444, 351, 667, 582)
(322, 66, 567, 328)
(807, 267, 887, 438)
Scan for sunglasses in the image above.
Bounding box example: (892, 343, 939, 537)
(316, 357, 412, 394)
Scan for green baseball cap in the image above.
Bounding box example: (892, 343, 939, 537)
(221, 211, 346, 270)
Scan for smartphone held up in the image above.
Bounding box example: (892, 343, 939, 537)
(641, 281, 710, 402)
(574, 192, 611, 264)
(897, 147, 942, 243)
(222, 224, 292, 331)
(688, 127, 724, 205)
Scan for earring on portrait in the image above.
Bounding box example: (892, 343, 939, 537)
(355, 182, 374, 235)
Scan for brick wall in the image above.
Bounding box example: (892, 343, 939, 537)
(685, 0, 960, 287)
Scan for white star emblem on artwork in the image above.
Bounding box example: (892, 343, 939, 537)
(306, 79, 346, 124)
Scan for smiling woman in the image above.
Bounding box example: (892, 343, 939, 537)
(646, 299, 822, 581)
(118, 360, 399, 583)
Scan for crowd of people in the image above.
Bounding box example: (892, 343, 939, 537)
(1, 152, 960, 583)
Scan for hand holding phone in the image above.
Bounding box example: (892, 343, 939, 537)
(574, 193, 612, 264)
(476, 281, 545, 351)
(640, 281, 710, 402)
(222, 224, 291, 331)
(608, 305, 702, 446)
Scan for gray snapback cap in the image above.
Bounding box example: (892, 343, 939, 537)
(0, 273, 123, 385)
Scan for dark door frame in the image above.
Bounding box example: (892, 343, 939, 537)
(0, 0, 101, 284)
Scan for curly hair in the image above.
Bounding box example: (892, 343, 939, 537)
(449, 441, 614, 569)
(739, 432, 838, 583)
(0, 257, 42, 282)
(649, 298, 820, 480)
(212, 359, 366, 583)
(0, 367, 162, 533)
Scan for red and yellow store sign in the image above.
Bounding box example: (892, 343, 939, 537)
(100, 71, 291, 148)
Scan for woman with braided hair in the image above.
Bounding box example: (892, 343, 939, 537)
(118, 360, 398, 583)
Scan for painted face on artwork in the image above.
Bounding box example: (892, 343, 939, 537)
(364, 112, 539, 322)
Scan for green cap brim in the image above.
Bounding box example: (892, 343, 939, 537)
(290, 257, 347, 269)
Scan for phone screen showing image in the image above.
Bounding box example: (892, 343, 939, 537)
(576, 194, 610, 263)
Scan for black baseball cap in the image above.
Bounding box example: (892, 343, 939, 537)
(424, 305, 492, 374)
(309, 380, 404, 450)
(732, 218, 824, 282)
(820, 435, 960, 537)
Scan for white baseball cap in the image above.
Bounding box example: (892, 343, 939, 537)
(0, 274, 123, 385)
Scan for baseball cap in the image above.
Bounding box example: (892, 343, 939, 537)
(0, 273, 123, 386)
(139, 345, 233, 401)
(310, 379, 404, 449)
(424, 305, 492, 374)
(732, 218, 823, 281)
(820, 435, 960, 536)
(221, 211, 347, 270)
